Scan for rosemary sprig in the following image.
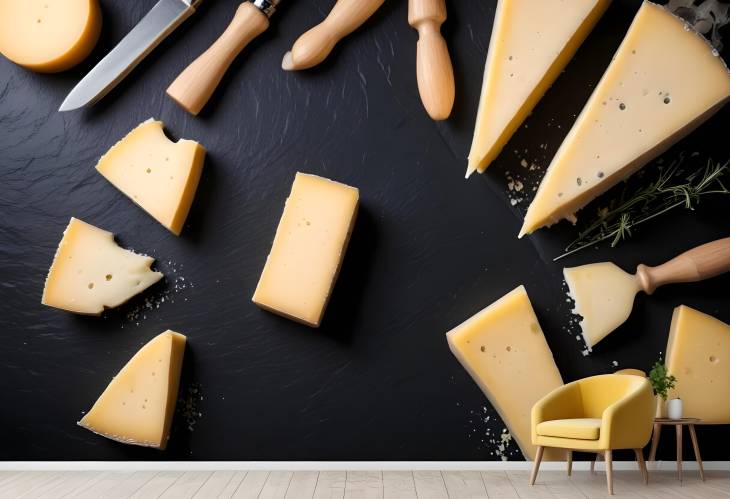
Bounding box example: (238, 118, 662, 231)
(554, 157, 729, 261)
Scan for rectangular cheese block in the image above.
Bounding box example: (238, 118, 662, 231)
(666, 305, 730, 423)
(521, 1, 730, 236)
(467, 0, 609, 177)
(446, 285, 564, 460)
(253, 172, 359, 327)
(78, 330, 186, 449)
(96, 119, 206, 236)
(41, 218, 163, 315)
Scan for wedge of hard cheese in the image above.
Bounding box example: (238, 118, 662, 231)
(253, 173, 359, 327)
(446, 285, 564, 460)
(467, 0, 609, 177)
(78, 331, 186, 449)
(42, 218, 163, 315)
(666, 306, 730, 423)
(96, 119, 206, 236)
(521, 1, 730, 236)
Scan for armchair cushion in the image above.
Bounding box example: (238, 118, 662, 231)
(536, 418, 601, 440)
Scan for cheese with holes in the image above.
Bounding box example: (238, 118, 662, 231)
(96, 119, 206, 236)
(0, 0, 101, 72)
(466, 0, 609, 177)
(521, 1, 730, 236)
(666, 305, 730, 423)
(41, 218, 163, 315)
(78, 330, 186, 449)
(253, 173, 359, 327)
(446, 286, 564, 460)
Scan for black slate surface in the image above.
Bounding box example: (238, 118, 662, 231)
(0, 0, 728, 461)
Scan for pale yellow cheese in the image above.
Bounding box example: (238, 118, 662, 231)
(666, 305, 730, 423)
(0, 0, 101, 72)
(78, 330, 186, 450)
(253, 173, 359, 327)
(446, 285, 564, 460)
(96, 119, 206, 236)
(467, 0, 609, 177)
(521, 1, 730, 236)
(42, 218, 163, 315)
(564, 262, 640, 348)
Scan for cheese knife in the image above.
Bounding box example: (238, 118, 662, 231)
(564, 237, 730, 349)
(59, 0, 203, 112)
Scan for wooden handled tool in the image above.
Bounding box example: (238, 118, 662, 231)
(564, 237, 730, 349)
(281, 0, 385, 71)
(167, 0, 279, 115)
(408, 0, 454, 120)
(636, 237, 730, 294)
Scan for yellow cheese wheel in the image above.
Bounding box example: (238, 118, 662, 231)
(0, 0, 101, 73)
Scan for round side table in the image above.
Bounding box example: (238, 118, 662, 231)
(648, 417, 704, 481)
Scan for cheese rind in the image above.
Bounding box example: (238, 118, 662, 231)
(0, 0, 101, 72)
(666, 305, 730, 423)
(521, 1, 730, 236)
(41, 218, 163, 315)
(78, 330, 186, 449)
(253, 173, 359, 327)
(446, 285, 564, 460)
(467, 0, 609, 176)
(96, 119, 206, 236)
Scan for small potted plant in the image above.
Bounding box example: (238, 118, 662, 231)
(649, 359, 677, 418)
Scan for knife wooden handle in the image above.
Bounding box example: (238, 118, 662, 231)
(408, 0, 454, 120)
(636, 237, 730, 294)
(281, 0, 385, 71)
(167, 2, 269, 115)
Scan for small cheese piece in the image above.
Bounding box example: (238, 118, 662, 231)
(96, 119, 206, 236)
(0, 0, 101, 72)
(78, 330, 186, 449)
(467, 0, 609, 177)
(521, 1, 730, 236)
(666, 305, 730, 423)
(41, 218, 163, 315)
(253, 173, 359, 327)
(446, 285, 564, 460)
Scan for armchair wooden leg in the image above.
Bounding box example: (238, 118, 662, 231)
(591, 452, 602, 474)
(634, 448, 648, 484)
(529, 446, 544, 486)
(605, 450, 614, 495)
(567, 450, 573, 476)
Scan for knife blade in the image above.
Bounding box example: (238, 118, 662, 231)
(59, 0, 202, 112)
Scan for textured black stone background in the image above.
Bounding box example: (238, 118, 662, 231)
(0, 0, 728, 461)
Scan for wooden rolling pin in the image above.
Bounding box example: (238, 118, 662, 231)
(408, 0, 454, 120)
(281, 0, 385, 71)
(167, 0, 280, 115)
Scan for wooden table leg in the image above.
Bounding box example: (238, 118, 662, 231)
(676, 424, 683, 482)
(688, 424, 705, 481)
(649, 423, 661, 461)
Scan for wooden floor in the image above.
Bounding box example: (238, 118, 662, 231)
(0, 469, 727, 498)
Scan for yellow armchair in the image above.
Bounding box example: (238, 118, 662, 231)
(529, 374, 655, 494)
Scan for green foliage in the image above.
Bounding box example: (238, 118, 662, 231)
(555, 158, 729, 261)
(649, 359, 677, 401)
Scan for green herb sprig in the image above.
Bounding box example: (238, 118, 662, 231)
(648, 359, 677, 401)
(554, 157, 729, 261)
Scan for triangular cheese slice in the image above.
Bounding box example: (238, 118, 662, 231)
(41, 218, 163, 315)
(666, 306, 730, 423)
(78, 330, 186, 449)
(466, 0, 610, 177)
(521, 1, 730, 236)
(446, 285, 564, 461)
(96, 119, 206, 236)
